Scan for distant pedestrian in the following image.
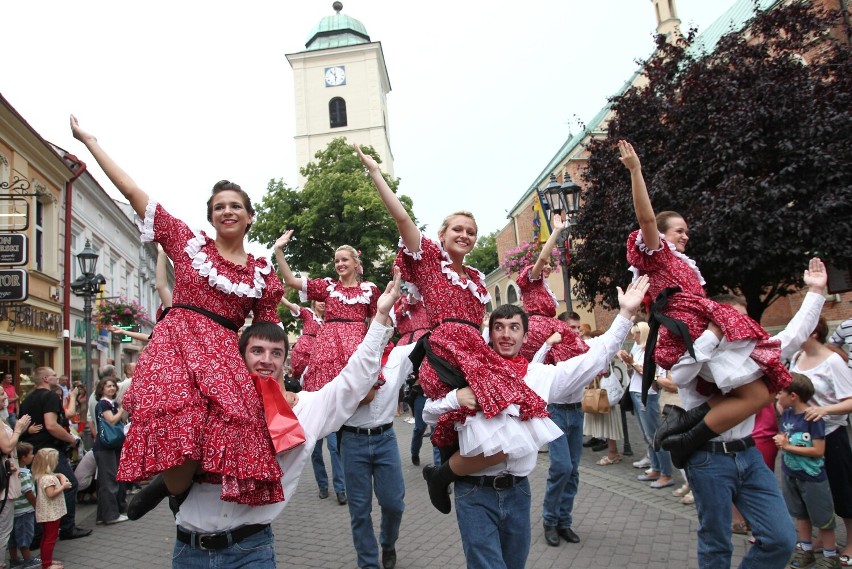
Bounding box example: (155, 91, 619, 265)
(33, 448, 71, 569)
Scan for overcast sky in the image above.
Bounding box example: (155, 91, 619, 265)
(3, 0, 731, 263)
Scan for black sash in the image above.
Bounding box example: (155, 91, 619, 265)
(408, 323, 475, 391)
(170, 304, 241, 333)
(642, 287, 695, 405)
(325, 318, 363, 324)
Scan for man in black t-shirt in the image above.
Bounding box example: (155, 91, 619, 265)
(20, 367, 92, 540)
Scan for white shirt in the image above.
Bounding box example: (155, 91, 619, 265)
(790, 351, 852, 435)
(345, 342, 414, 428)
(423, 315, 632, 477)
(176, 320, 393, 532)
(670, 291, 825, 441)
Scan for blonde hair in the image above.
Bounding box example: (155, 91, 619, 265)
(31, 448, 59, 481)
(438, 211, 478, 236)
(335, 245, 362, 267)
(631, 321, 650, 348)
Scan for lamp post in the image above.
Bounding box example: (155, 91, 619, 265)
(70, 240, 105, 395)
(537, 170, 582, 313)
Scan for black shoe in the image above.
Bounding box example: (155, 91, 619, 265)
(591, 442, 608, 452)
(422, 463, 455, 514)
(337, 491, 347, 505)
(543, 524, 560, 546)
(382, 548, 397, 569)
(662, 419, 719, 469)
(558, 527, 580, 543)
(318, 487, 329, 499)
(127, 475, 170, 521)
(412, 455, 420, 466)
(59, 527, 92, 540)
(653, 403, 710, 451)
(582, 437, 603, 448)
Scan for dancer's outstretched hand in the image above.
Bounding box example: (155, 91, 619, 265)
(70, 115, 97, 144)
(617, 274, 650, 318)
(803, 257, 827, 293)
(617, 140, 641, 172)
(376, 267, 402, 321)
(354, 143, 379, 173)
(275, 230, 294, 251)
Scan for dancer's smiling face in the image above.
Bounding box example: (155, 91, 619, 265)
(439, 215, 478, 260)
(661, 216, 689, 253)
(490, 314, 527, 359)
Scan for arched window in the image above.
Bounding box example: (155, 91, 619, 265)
(494, 286, 502, 305)
(507, 284, 519, 305)
(329, 97, 347, 128)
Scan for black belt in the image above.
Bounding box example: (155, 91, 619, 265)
(700, 436, 755, 454)
(442, 318, 478, 328)
(170, 304, 241, 333)
(458, 474, 527, 490)
(301, 333, 316, 337)
(341, 422, 393, 436)
(325, 318, 363, 323)
(176, 523, 268, 550)
(550, 402, 582, 410)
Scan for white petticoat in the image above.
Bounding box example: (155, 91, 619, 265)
(457, 406, 563, 458)
(697, 339, 763, 393)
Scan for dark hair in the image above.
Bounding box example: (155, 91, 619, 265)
(206, 180, 255, 235)
(784, 373, 815, 402)
(656, 211, 684, 232)
(712, 293, 747, 309)
(489, 304, 529, 335)
(16, 442, 34, 458)
(95, 378, 118, 399)
(239, 322, 289, 360)
(556, 311, 581, 323)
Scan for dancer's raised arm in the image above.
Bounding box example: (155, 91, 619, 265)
(273, 230, 305, 290)
(355, 144, 420, 252)
(531, 214, 565, 280)
(70, 115, 149, 218)
(618, 140, 660, 251)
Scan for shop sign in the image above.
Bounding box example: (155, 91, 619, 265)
(0, 302, 61, 333)
(0, 234, 27, 266)
(0, 270, 27, 302)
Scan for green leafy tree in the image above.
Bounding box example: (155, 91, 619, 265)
(250, 138, 417, 291)
(571, 2, 852, 320)
(466, 230, 499, 275)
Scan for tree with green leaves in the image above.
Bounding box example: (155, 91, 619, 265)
(466, 230, 499, 276)
(571, 2, 851, 320)
(250, 138, 417, 290)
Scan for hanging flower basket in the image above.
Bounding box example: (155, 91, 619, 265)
(96, 297, 150, 327)
(500, 241, 559, 276)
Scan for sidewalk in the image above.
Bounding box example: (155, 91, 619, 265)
(53, 414, 757, 568)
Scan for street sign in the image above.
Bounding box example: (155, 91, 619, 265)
(0, 198, 30, 232)
(0, 269, 27, 301)
(0, 234, 27, 266)
(117, 324, 137, 343)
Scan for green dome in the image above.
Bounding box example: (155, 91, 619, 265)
(305, 2, 371, 50)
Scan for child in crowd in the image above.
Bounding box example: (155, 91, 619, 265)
(8, 442, 39, 568)
(774, 374, 840, 569)
(32, 448, 70, 569)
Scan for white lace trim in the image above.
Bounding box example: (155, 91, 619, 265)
(630, 231, 705, 286)
(437, 241, 491, 305)
(402, 281, 423, 303)
(398, 234, 423, 261)
(135, 200, 157, 242)
(389, 308, 398, 328)
(183, 232, 270, 299)
(298, 278, 309, 303)
(306, 307, 323, 326)
(324, 278, 376, 305)
(525, 269, 559, 309)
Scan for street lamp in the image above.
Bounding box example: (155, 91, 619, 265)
(537, 170, 582, 312)
(70, 240, 105, 395)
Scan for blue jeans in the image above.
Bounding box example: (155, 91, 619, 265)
(687, 446, 795, 569)
(630, 392, 673, 476)
(311, 433, 345, 493)
(542, 405, 583, 528)
(410, 394, 428, 459)
(455, 477, 531, 569)
(171, 525, 275, 568)
(340, 428, 405, 569)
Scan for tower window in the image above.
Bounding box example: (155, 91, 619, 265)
(329, 97, 347, 128)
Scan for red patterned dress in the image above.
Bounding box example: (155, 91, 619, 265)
(627, 230, 790, 393)
(394, 294, 432, 347)
(288, 307, 323, 380)
(119, 202, 284, 505)
(515, 265, 589, 364)
(300, 278, 379, 392)
(396, 235, 561, 456)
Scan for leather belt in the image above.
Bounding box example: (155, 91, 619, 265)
(458, 474, 527, 490)
(341, 422, 393, 436)
(176, 523, 268, 551)
(550, 402, 582, 410)
(701, 436, 755, 454)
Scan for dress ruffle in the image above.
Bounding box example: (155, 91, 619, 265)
(458, 408, 563, 458)
(629, 231, 705, 286)
(184, 232, 270, 299)
(135, 199, 158, 242)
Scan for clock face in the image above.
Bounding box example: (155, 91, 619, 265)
(324, 66, 346, 87)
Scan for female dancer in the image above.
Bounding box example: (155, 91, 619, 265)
(619, 140, 790, 464)
(515, 214, 589, 364)
(70, 117, 284, 514)
(274, 235, 379, 391)
(280, 295, 325, 382)
(356, 143, 561, 514)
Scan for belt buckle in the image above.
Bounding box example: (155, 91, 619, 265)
(492, 475, 509, 490)
(198, 533, 222, 551)
(722, 441, 729, 454)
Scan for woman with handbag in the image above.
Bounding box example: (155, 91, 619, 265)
(93, 378, 128, 525)
(583, 332, 627, 465)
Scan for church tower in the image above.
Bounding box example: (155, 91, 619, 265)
(286, 2, 394, 186)
(651, 0, 681, 39)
